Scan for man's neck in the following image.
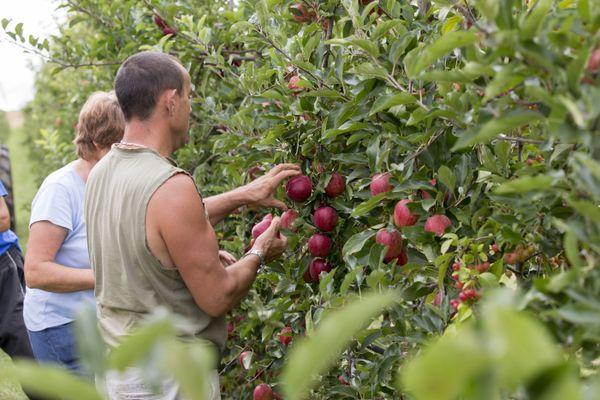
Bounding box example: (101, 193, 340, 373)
(122, 118, 174, 157)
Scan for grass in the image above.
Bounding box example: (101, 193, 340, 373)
(6, 126, 38, 252)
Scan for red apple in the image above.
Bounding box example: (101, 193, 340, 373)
(450, 298, 460, 310)
(313, 206, 338, 232)
(396, 246, 408, 266)
(162, 27, 177, 36)
(288, 75, 303, 93)
(153, 15, 166, 28)
(424, 214, 451, 236)
(253, 383, 274, 400)
(286, 175, 312, 202)
(303, 266, 314, 283)
(325, 172, 345, 197)
(281, 209, 299, 230)
(588, 47, 600, 73)
(239, 351, 253, 370)
(393, 199, 418, 227)
(278, 326, 293, 345)
(434, 291, 442, 306)
(252, 214, 273, 239)
(290, 3, 315, 23)
(308, 233, 332, 257)
(309, 258, 332, 281)
(375, 229, 403, 262)
(370, 172, 392, 196)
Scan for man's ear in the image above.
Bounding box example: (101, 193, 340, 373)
(163, 89, 178, 115)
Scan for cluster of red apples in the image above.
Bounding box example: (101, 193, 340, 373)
(251, 171, 455, 284)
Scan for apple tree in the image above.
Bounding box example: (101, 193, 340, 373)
(2, 0, 599, 398)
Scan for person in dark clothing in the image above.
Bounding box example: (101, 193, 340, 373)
(0, 179, 34, 359)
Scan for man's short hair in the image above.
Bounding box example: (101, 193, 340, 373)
(114, 51, 184, 121)
(74, 91, 125, 160)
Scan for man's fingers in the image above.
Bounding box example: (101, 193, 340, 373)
(267, 164, 301, 178)
(266, 199, 288, 211)
(273, 170, 302, 186)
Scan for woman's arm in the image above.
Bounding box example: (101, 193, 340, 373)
(24, 221, 94, 292)
(0, 196, 11, 232)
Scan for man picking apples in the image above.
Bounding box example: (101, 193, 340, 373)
(85, 51, 299, 400)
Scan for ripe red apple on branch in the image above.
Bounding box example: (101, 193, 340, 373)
(309, 258, 332, 282)
(308, 233, 332, 257)
(587, 47, 600, 73)
(290, 3, 315, 23)
(325, 172, 345, 197)
(253, 383, 274, 400)
(394, 199, 418, 227)
(280, 209, 299, 230)
(252, 214, 273, 239)
(375, 228, 403, 263)
(286, 175, 312, 202)
(278, 326, 293, 345)
(239, 351, 253, 370)
(287, 75, 304, 94)
(424, 214, 452, 236)
(313, 206, 338, 232)
(370, 172, 392, 195)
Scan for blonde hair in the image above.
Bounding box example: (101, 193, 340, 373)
(74, 91, 125, 160)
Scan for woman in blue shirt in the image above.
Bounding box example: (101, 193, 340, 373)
(23, 91, 124, 373)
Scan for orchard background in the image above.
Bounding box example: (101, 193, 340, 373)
(2, 0, 600, 399)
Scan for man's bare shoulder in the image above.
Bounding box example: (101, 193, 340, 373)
(150, 172, 203, 214)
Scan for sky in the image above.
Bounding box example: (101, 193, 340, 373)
(0, 1, 63, 111)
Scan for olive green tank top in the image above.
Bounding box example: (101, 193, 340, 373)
(85, 145, 226, 354)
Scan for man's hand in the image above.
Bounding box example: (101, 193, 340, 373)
(251, 216, 288, 263)
(245, 164, 301, 210)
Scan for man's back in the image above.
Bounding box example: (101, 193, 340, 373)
(85, 145, 226, 351)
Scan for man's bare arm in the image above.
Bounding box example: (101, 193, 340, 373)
(150, 173, 287, 317)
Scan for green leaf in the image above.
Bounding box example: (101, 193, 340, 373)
(494, 175, 554, 194)
(322, 122, 370, 140)
(282, 291, 397, 400)
(73, 306, 107, 376)
(473, 0, 499, 21)
(162, 340, 216, 400)
(340, 266, 363, 295)
(9, 361, 103, 400)
(369, 93, 417, 115)
(566, 198, 600, 224)
(108, 318, 175, 371)
(326, 38, 379, 58)
(400, 328, 489, 400)
(342, 230, 376, 255)
(404, 31, 479, 77)
(349, 193, 387, 217)
(564, 230, 582, 268)
(483, 65, 525, 102)
(520, 0, 553, 40)
(452, 110, 544, 150)
(351, 62, 388, 80)
(484, 307, 562, 388)
(437, 165, 456, 193)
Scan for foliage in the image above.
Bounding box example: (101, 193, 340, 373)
(2, 0, 599, 398)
